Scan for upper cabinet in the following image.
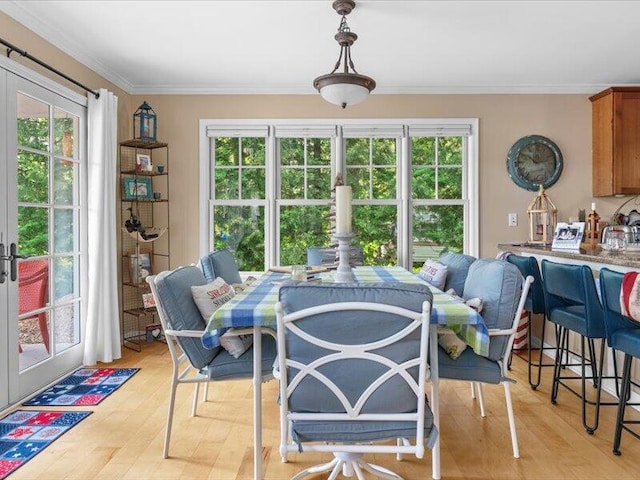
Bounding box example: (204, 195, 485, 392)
(591, 87, 640, 196)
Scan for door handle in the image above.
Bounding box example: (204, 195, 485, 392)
(0, 241, 8, 284)
(10, 243, 28, 282)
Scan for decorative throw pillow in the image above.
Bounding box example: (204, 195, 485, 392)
(219, 328, 253, 359)
(191, 277, 236, 321)
(418, 260, 448, 290)
(437, 326, 467, 360)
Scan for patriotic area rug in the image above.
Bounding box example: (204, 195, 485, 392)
(23, 368, 139, 406)
(0, 410, 91, 479)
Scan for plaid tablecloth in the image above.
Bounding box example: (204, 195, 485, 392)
(203, 265, 489, 356)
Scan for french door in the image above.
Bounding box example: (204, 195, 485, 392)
(1, 59, 87, 409)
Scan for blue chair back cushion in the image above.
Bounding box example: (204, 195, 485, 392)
(198, 249, 243, 284)
(541, 260, 605, 339)
(600, 268, 640, 358)
(463, 259, 522, 362)
(506, 255, 545, 314)
(155, 266, 220, 369)
(439, 252, 476, 295)
(278, 282, 432, 415)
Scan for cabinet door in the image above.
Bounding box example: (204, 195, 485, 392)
(613, 92, 640, 195)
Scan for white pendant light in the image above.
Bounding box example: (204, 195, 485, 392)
(313, 0, 376, 109)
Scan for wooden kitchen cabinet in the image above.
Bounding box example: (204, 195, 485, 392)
(591, 87, 640, 196)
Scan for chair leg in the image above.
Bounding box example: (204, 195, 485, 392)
(503, 381, 520, 458)
(470, 382, 476, 399)
(163, 379, 179, 458)
(528, 313, 549, 390)
(38, 312, 50, 354)
(192, 383, 200, 417)
(582, 338, 604, 435)
(476, 383, 486, 417)
(551, 326, 567, 404)
(203, 381, 209, 402)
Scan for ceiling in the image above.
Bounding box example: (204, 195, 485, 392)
(1, 0, 639, 96)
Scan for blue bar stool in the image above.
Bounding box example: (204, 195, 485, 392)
(599, 268, 640, 455)
(541, 259, 606, 434)
(506, 255, 554, 389)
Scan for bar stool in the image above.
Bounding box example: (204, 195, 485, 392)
(506, 255, 554, 389)
(541, 259, 606, 434)
(599, 268, 640, 455)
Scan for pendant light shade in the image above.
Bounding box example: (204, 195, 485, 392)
(314, 0, 376, 108)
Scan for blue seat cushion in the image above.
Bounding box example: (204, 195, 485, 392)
(290, 401, 437, 447)
(439, 253, 476, 296)
(198, 249, 243, 284)
(206, 333, 277, 380)
(438, 347, 502, 384)
(609, 327, 640, 358)
(548, 304, 593, 337)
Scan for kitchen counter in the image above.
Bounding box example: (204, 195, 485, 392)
(497, 242, 640, 270)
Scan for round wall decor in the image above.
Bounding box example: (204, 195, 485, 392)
(506, 135, 563, 191)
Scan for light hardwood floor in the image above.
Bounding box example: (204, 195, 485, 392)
(8, 343, 640, 480)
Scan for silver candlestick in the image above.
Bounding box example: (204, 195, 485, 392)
(333, 233, 355, 283)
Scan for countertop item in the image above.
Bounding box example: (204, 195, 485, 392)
(497, 243, 640, 269)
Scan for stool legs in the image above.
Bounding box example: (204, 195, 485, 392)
(613, 354, 633, 455)
(550, 326, 604, 434)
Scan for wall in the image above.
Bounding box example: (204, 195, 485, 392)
(2, 11, 627, 270)
(134, 93, 625, 267)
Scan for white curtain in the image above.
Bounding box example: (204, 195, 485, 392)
(84, 89, 121, 365)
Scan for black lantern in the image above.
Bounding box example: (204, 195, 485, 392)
(133, 101, 157, 142)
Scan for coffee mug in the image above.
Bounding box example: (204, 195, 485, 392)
(157, 165, 165, 174)
(153, 192, 161, 200)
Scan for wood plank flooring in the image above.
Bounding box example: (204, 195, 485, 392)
(7, 343, 640, 480)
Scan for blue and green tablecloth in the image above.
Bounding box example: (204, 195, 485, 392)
(203, 266, 489, 357)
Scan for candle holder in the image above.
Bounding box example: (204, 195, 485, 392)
(333, 232, 355, 283)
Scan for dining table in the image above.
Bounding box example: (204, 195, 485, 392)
(203, 265, 488, 480)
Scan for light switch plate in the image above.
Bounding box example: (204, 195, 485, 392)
(508, 213, 518, 227)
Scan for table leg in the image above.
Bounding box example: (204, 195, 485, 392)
(253, 325, 262, 480)
(430, 324, 441, 480)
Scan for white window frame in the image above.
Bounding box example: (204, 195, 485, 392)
(199, 118, 478, 272)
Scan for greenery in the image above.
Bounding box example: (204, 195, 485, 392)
(212, 134, 465, 271)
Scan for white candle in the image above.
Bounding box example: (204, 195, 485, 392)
(335, 186, 352, 234)
(591, 202, 596, 212)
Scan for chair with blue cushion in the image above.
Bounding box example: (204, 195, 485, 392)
(146, 265, 277, 458)
(506, 254, 553, 389)
(599, 268, 640, 455)
(541, 259, 607, 434)
(198, 249, 243, 284)
(276, 282, 438, 480)
(439, 252, 476, 296)
(438, 258, 533, 458)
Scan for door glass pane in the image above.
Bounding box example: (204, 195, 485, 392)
(53, 208, 74, 253)
(53, 255, 75, 302)
(17, 93, 49, 151)
(53, 108, 78, 159)
(17, 206, 48, 256)
(54, 300, 80, 354)
(54, 158, 75, 205)
(18, 259, 51, 368)
(17, 150, 49, 203)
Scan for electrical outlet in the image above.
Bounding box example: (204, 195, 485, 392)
(508, 213, 518, 227)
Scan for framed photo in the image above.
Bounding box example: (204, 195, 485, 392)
(129, 252, 152, 284)
(552, 222, 585, 250)
(123, 177, 153, 200)
(136, 153, 153, 172)
(142, 292, 156, 309)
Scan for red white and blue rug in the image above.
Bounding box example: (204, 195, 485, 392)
(23, 368, 139, 406)
(0, 410, 91, 479)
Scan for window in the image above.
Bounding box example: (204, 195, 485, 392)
(201, 119, 478, 272)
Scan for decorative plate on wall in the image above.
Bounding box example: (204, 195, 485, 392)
(506, 135, 563, 191)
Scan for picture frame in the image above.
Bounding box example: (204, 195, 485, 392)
(136, 153, 153, 172)
(129, 252, 152, 284)
(551, 222, 585, 250)
(142, 292, 156, 310)
(123, 177, 153, 200)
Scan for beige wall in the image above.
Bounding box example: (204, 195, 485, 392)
(135, 93, 625, 267)
(3, 11, 628, 269)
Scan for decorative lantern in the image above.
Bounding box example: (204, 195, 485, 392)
(527, 185, 558, 245)
(133, 101, 157, 142)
